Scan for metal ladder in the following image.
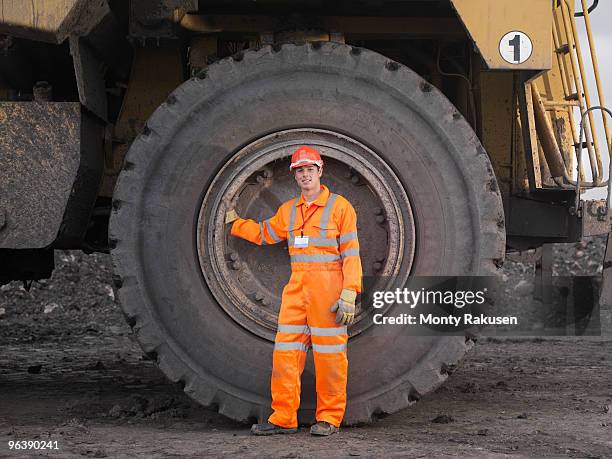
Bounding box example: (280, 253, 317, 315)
(535, 0, 612, 203)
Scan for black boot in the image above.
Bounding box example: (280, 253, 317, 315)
(251, 422, 298, 436)
(310, 421, 339, 436)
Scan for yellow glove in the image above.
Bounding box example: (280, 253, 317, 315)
(330, 289, 357, 325)
(225, 208, 239, 224)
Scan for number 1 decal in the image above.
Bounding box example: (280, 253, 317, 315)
(499, 31, 533, 64)
(509, 34, 521, 62)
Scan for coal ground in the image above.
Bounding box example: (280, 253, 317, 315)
(1, 238, 611, 457)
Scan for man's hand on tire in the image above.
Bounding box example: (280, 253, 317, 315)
(331, 289, 357, 325)
(225, 208, 240, 224)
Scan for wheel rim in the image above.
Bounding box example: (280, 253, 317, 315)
(197, 128, 415, 340)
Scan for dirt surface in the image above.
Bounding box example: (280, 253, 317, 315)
(1, 240, 612, 458)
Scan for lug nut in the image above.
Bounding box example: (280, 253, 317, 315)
(231, 261, 241, 270)
(263, 170, 273, 178)
(376, 215, 386, 223)
(254, 292, 263, 301)
(376, 255, 386, 262)
(229, 253, 239, 261)
(374, 207, 383, 215)
(351, 175, 360, 184)
(261, 298, 270, 306)
(256, 175, 265, 183)
(344, 170, 353, 179)
(373, 262, 383, 271)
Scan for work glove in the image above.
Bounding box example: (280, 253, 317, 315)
(330, 289, 357, 325)
(225, 208, 239, 224)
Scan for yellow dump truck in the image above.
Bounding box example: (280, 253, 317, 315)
(1, 0, 610, 424)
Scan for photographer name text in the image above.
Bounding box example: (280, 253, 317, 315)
(372, 313, 518, 326)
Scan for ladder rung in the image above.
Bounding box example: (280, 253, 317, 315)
(574, 141, 594, 149)
(565, 93, 580, 101)
(555, 44, 570, 54)
(543, 100, 580, 108)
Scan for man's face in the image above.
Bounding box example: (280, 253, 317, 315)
(293, 164, 322, 193)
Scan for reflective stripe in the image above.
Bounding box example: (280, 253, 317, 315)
(310, 326, 347, 336)
(288, 200, 297, 238)
(274, 342, 309, 351)
(341, 248, 360, 258)
(318, 193, 338, 237)
(290, 254, 341, 263)
(260, 222, 267, 245)
(277, 324, 310, 334)
(338, 232, 358, 244)
(264, 219, 281, 243)
(277, 325, 347, 336)
(312, 343, 347, 353)
(288, 236, 337, 247)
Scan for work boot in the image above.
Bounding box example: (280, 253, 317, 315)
(310, 421, 339, 436)
(251, 422, 298, 436)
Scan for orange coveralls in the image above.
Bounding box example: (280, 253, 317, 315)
(231, 185, 362, 428)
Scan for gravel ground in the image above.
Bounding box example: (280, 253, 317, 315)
(0, 238, 611, 457)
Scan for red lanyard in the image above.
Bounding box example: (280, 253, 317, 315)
(297, 204, 317, 237)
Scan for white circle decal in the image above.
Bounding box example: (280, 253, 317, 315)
(499, 31, 533, 64)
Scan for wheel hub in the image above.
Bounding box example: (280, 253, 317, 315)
(197, 128, 414, 340)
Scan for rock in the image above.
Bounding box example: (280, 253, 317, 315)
(144, 396, 175, 416)
(0, 307, 5, 317)
(104, 285, 115, 301)
(431, 414, 454, 424)
(108, 405, 122, 418)
(85, 324, 99, 334)
(61, 418, 88, 434)
(477, 429, 489, 436)
(59, 253, 77, 264)
(43, 303, 60, 314)
(517, 412, 529, 419)
(494, 380, 509, 389)
(575, 250, 585, 259)
(27, 364, 42, 374)
(514, 280, 533, 296)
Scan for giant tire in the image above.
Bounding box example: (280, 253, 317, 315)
(109, 42, 505, 425)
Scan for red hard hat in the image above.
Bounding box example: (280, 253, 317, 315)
(289, 145, 324, 170)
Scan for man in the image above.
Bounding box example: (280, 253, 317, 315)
(225, 145, 362, 436)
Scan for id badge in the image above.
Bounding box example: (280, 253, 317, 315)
(294, 236, 309, 248)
